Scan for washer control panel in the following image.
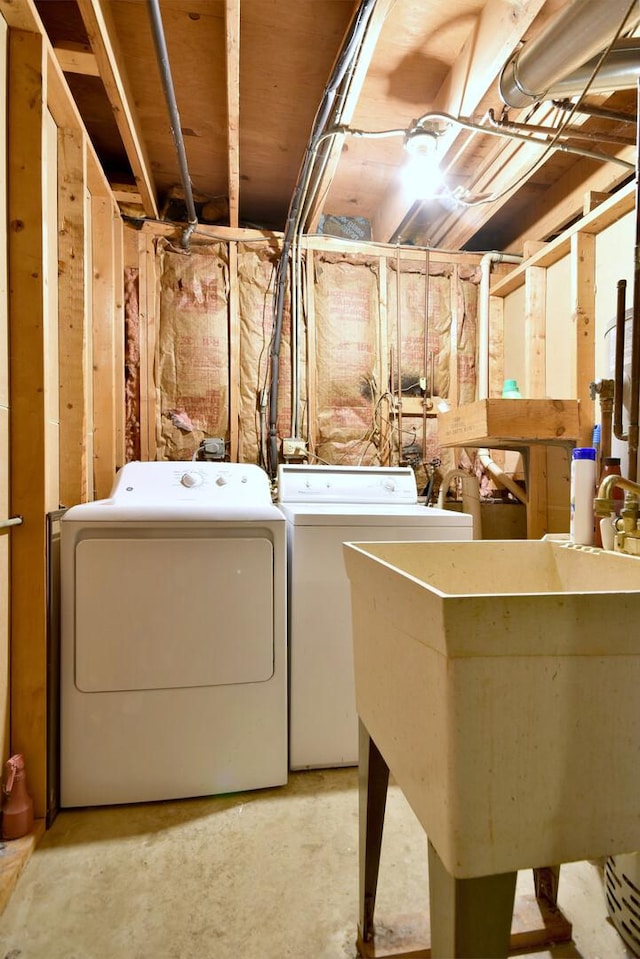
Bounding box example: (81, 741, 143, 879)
(110, 461, 270, 505)
(277, 464, 418, 504)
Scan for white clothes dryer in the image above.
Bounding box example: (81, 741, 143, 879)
(61, 461, 287, 807)
(277, 464, 473, 770)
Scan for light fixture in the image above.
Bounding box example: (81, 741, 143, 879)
(404, 128, 439, 158)
(402, 127, 444, 200)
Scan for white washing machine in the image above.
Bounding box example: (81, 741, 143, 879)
(60, 461, 287, 807)
(277, 464, 473, 770)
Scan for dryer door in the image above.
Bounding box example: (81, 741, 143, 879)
(74, 537, 274, 691)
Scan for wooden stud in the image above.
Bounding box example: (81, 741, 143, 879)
(305, 249, 318, 456)
(91, 194, 117, 499)
(137, 232, 157, 461)
(583, 191, 610, 216)
(228, 241, 240, 460)
(137, 233, 150, 461)
(113, 204, 125, 469)
(58, 127, 89, 507)
(571, 232, 596, 447)
(524, 264, 548, 539)
(225, 0, 240, 229)
(8, 28, 48, 816)
(53, 41, 99, 77)
(524, 266, 546, 397)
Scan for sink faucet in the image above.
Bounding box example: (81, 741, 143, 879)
(594, 474, 640, 554)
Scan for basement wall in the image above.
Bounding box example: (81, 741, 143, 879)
(146, 235, 482, 491)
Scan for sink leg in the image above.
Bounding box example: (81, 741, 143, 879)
(358, 720, 389, 944)
(428, 840, 517, 959)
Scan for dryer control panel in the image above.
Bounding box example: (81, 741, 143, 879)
(110, 461, 273, 506)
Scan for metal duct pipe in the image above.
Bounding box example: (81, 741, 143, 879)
(147, 0, 198, 247)
(499, 0, 640, 109)
(544, 40, 640, 103)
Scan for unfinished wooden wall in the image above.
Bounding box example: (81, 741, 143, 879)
(140, 227, 483, 491)
(0, 13, 9, 772)
(2, 15, 125, 818)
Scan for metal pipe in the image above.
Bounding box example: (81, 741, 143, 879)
(147, 0, 198, 247)
(543, 41, 640, 104)
(613, 279, 628, 443)
(499, 0, 640, 109)
(0, 516, 22, 530)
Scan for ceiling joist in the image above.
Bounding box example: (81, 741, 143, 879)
(76, 0, 158, 218)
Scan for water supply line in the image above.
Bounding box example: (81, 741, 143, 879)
(614, 279, 629, 446)
(478, 252, 523, 400)
(499, 0, 640, 109)
(437, 469, 482, 539)
(147, 0, 198, 249)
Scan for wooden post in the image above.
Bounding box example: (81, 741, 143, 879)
(113, 204, 125, 470)
(8, 28, 48, 815)
(91, 193, 117, 499)
(572, 231, 596, 447)
(228, 241, 240, 460)
(524, 265, 548, 538)
(138, 232, 157, 460)
(58, 127, 89, 507)
(305, 248, 318, 457)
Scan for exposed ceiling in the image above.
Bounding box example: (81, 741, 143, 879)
(32, 0, 640, 252)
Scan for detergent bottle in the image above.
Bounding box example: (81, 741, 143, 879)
(2, 754, 34, 840)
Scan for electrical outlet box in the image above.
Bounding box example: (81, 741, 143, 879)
(202, 437, 225, 460)
(282, 437, 308, 459)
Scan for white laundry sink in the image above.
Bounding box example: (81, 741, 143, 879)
(343, 539, 640, 879)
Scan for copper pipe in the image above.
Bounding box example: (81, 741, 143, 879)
(614, 279, 628, 443)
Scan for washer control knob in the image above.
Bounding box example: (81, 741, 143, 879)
(383, 479, 396, 492)
(216, 475, 228, 486)
(180, 471, 202, 488)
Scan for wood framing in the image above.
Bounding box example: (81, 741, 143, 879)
(113, 205, 125, 469)
(225, 0, 240, 229)
(91, 194, 117, 499)
(58, 126, 89, 508)
(228, 241, 240, 459)
(76, 0, 158, 217)
(572, 232, 596, 448)
(8, 27, 48, 816)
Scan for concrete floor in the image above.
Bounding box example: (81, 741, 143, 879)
(0, 768, 634, 959)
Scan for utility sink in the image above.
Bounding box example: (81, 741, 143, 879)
(344, 539, 640, 880)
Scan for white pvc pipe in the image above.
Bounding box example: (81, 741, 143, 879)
(478, 252, 523, 400)
(477, 449, 528, 506)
